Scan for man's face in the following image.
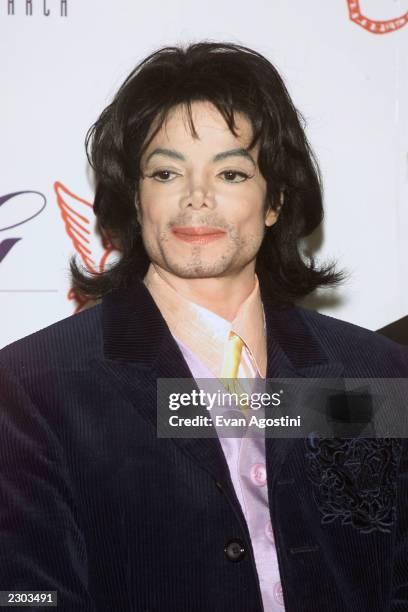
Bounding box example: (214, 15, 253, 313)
(137, 101, 278, 279)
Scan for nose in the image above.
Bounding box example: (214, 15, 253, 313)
(181, 175, 215, 210)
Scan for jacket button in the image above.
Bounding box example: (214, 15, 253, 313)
(224, 539, 246, 562)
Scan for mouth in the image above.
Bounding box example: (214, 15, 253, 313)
(171, 226, 226, 245)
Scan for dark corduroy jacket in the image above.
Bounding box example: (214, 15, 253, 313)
(0, 272, 407, 612)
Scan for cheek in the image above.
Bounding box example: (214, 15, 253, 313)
(138, 191, 169, 229)
(240, 215, 267, 240)
(230, 192, 267, 232)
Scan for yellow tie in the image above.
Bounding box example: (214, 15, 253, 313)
(220, 331, 249, 413)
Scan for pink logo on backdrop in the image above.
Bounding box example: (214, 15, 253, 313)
(347, 1, 408, 34)
(54, 181, 121, 313)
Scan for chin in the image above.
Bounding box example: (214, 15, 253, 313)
(164, 261, 231, 279)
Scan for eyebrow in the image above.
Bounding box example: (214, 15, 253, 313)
(213, 148, 256, 166)
(144, 147, 256, 167)
(145, 148, 185, 163)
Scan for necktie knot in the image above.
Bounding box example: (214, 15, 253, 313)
(220, 331, 249, 413)
(221, 331, 245, 379)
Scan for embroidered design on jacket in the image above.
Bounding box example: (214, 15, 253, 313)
(304, 435, 401, 533)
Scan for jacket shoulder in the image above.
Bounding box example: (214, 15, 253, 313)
(0, 304, 103, 372)
(297, 306, 408, 375)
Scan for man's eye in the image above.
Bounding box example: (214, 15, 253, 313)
(220, 170, 251, 183)
(150, 170, 178, 182)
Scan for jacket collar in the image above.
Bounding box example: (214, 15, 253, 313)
(102, 269, 343, 379)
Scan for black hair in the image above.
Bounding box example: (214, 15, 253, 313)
(70, 41, 344, 304)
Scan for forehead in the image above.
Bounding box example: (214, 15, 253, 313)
(144, 101, 255, 152)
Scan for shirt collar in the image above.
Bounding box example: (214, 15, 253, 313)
(143, 264, 266, 378)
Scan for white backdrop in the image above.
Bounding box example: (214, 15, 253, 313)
(1, 0, 407, 348)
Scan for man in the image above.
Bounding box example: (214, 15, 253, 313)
(0, 43, 407, 611)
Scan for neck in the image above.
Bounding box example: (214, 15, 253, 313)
(148, 263, 257, 322)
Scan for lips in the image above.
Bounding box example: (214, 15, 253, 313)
(171, 226, 226, 236)
(171, 226, 226, 245)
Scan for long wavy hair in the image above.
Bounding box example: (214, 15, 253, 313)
(70, 41, 344, 304)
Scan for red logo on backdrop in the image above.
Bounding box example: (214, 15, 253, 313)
(347, 1, 408, 34)
(54, 181, 121, 313)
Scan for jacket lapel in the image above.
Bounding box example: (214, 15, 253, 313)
(259, 273, 345, 492)
(99, 275, 238, 503)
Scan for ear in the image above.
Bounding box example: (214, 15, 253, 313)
(264, 190, 284, 227)
(265, 207, 278, 227)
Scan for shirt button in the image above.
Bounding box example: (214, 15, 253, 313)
(265, 520, 275, 545)
(273, 581, 284, 606)
(224, 539, 246, 562)
(273, 582, 283, 606)
(250, 463, 267, 486)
